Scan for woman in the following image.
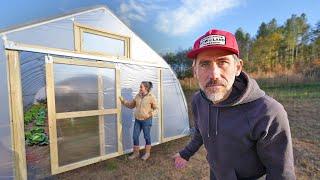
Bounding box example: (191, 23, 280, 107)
(119, 81, 158, 160)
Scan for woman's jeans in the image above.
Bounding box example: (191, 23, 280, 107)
(133, 118, 152, 146)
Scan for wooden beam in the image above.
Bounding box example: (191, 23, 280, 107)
(158, 69, 162, 143)
(56, 109, 118, 119)
(116, 69, 123, 154)
(53, 151, 120, 175)
(73, 23, 131, 59)
(160, 69, 164, 143)
(53, 57, 115, 68)
(73, 23, 81, 52)
(7, 50, 27, 180)
(98, 69, 105, 155)
(45, 56, 60, 174)
(162, 134, 189, 143)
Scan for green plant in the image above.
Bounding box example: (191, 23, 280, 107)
(24, 103, 49, 146)
(25, 127, 49, 146)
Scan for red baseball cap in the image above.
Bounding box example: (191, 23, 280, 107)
(187, 29, 239, 59)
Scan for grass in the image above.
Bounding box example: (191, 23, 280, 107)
(260, 82, 320, 100)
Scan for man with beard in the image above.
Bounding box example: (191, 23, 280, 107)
(173, 29, 295, 180)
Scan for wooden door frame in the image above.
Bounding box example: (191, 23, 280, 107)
(45, 56, 122, 174)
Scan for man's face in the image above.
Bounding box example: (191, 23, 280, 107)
(194, 49, 243, 104)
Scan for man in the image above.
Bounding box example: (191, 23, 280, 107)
(173, 29, 296, 179)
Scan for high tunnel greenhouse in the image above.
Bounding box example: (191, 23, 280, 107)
(0, 6, 189, 179)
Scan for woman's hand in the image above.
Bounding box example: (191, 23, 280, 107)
(119, 96, 124, 103)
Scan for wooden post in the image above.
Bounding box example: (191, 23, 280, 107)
(7, 50, 27, 180)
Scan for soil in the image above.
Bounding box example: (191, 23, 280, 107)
(25, 91, 320, 179)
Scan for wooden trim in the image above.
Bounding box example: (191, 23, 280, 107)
(5, 41, 167, 68)
(116, 69, 123, 154)
(48, 56, 123, 174)
(53, 57, 115, 68)
(98, 69, 105, 155)
(7, 50, 27, 180)
(73, 23, 81, 52)
(56, 109, 118, 119)
(160, 69, 164, 143)
(74, 23, 130, 42)
(158, 69, 162, 143)
(53, 151, 120, 174)
(45, 56, 60, 174)
(162, 134, 189, 143)
(74, 23, 130, 59)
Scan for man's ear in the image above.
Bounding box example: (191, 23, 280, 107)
(236, 59, 243, 76)
(193, 66, 196, 78)
(192, 60, 198, 78)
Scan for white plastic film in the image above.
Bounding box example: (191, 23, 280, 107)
(104, 114, 118, 154)
(119, 64, 160, 151)
(0, 39, 14, 179)
(20, 51, 46, 108)
(162, 69, 190, 138)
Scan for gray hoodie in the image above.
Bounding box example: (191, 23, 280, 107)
(179, 72, 295, 180)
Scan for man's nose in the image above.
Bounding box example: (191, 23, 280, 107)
(209, 63, 221, 79)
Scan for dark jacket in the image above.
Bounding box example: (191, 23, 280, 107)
(180, 72, 295, 180)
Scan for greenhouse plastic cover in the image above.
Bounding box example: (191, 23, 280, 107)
(8, 50, 189, 174)
(0, 39, 14, 179)
(0, 6, 190, 177)
(5, 7, 168, 67)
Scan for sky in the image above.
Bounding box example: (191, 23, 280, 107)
(0, 0, 319, 54)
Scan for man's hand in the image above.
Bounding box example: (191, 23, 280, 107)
(172, 153, 187, 169)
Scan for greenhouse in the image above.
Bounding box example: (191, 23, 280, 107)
(0, 6, 189, 179)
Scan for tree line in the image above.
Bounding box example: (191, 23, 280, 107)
(162, 13, 320, 79)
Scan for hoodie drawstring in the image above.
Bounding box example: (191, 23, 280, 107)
(208, 104, 219, 138)
(215, 108, 218, 136)
(208, 104, 210, 138)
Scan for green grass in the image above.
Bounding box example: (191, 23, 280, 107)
(260, 82, 320, 100)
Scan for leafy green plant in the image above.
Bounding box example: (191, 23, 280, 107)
(24, 103, 49, 146)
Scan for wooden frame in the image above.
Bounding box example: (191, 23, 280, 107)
(158, 69, 163, 143)
(5, 41, 165, 68)
(46, 56, 122, 174)
(6, 50, 27, 180)
(74, 23, 130, 59)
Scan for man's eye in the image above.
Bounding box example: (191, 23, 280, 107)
(200, 62, 210, 67)
(218, 61, 228, 66)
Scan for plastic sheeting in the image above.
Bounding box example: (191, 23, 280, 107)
(162, 69, 189, 138)
(20, 51, 46, 108)
(0, 39, 14, 179)
(7, 19, 74, 51)
(54, 64, 99, 112)
(57, 116, 100, 166)
(119, 64, 161, 151)
(104, 114, 118, 154)
(5, 7, 168, 67)
(1, 6, 190, 177)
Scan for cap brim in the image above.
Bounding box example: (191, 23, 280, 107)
(187, 46, 239, 59)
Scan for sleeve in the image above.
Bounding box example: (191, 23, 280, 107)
(253, 104, 296, 180)
(179, 99, 203, 161)
(122, 95, 137, 109)
(150, 95, 158, 117)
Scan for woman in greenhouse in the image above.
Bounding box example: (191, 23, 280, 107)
(119, 81, 158, 161)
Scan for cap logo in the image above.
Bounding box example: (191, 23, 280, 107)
(199, 35, 226, 48)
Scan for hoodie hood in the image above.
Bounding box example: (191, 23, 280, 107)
(200, 71, 265, 107)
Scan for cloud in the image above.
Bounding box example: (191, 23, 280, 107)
(118, 0, 165, 25)
(156, 0, 242, 36)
